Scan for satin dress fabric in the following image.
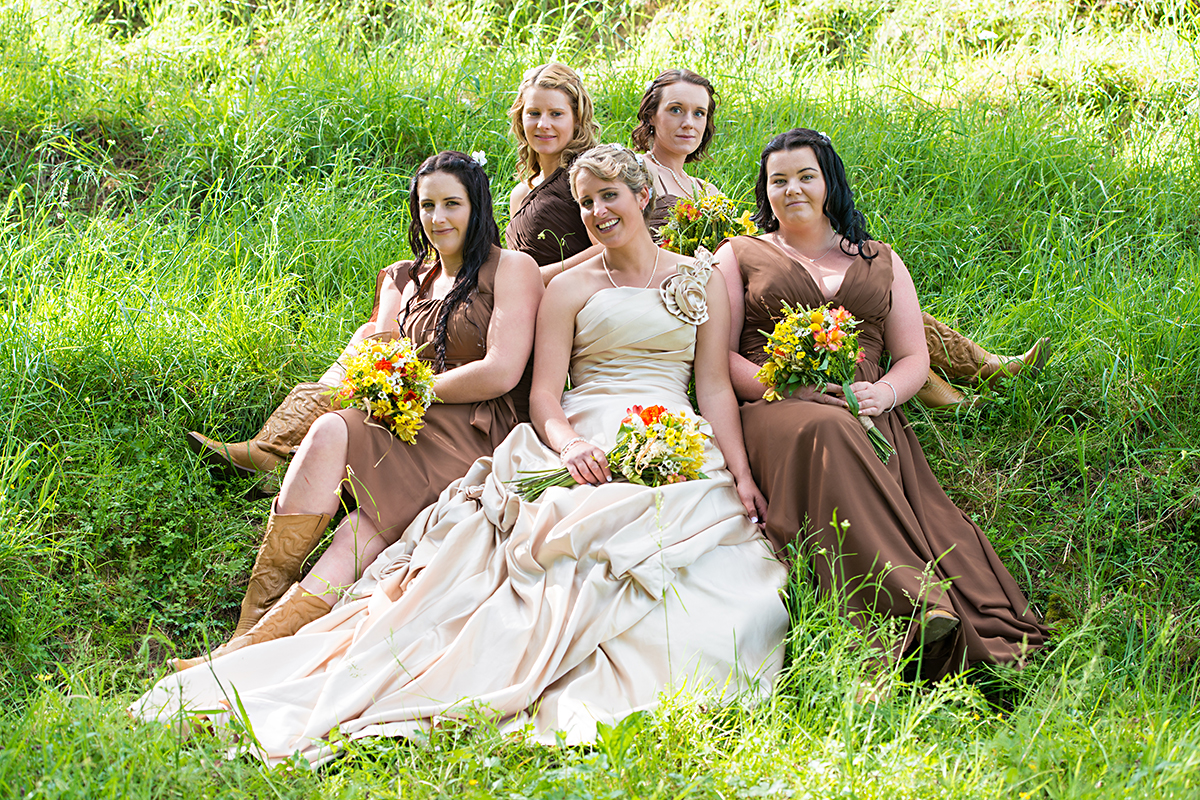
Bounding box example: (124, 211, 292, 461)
(133, 286, 789, 765)
(729, 235, 1047, 679)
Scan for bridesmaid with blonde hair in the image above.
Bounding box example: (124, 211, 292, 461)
(505, 61, 602, 283)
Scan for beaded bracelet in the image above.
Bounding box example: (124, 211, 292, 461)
(879, 379, 898, 413)
(558, 437, 590, 460)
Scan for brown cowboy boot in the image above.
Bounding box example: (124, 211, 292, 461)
(172, 584, 330, 671)
(915, 371, 982, 410)
(186, 382, 332, 476)
(923, 313, 1049, 382)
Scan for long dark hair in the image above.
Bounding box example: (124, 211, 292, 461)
(403, 151, 500, 371)
(752, 128, 873, 260)
(631, 69, 717, 163)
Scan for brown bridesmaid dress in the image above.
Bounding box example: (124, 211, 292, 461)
(505, 165, 592, 266)
(730, 235, 1048, 679)
(334, 246, 527, 543)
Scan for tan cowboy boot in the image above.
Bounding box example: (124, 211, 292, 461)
(172, 585, 330, 671)
(186, 382, 332, 476)
(915, 371, 982, 410)
(922, 313, 1049, 382)
(225, 500, 332, 640)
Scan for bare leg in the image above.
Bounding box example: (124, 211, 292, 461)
(298, 510, 394, 605)
(276, 413, 350, 518)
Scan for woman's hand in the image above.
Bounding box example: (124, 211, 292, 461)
(796, 384, 849, 408)
(561, 440, 612, 486)
(734, 473, 768, 529)
(844, 380, 896, 417)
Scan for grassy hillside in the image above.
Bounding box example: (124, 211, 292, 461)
(2, 0, 1199, 795)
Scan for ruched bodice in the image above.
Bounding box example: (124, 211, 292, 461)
(505, 166, 591, 267)
(563, 288, 696, 448)
(731, 235, 891, 380)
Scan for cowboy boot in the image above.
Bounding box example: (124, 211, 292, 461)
(172, 584, 330, 671)
(923, 313, 1049, 382)
(915, 371, 982, 410)
(229, 500, 331, 637)
(186, 382, 332, 476)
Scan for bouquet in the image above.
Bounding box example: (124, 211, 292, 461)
(329, 337, 438, 444)
(512, 405, 710, 501)
(755, 303, 895, 463)
(658, 193, 757, 257)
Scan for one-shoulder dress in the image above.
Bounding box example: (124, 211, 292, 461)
(505, 166, 592, 266)
(729, 235, 1048, 679)
(133, 282, 789, 765)
(336, 246, 525, 542)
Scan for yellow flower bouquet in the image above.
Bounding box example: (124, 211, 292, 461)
(329, 337, 438, 444)
(755, 303, 895, 463)
(658, 193, 757, 257)
(512, 405, 710, 501)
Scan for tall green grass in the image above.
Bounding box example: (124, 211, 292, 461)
(2, 0, 1200, 794)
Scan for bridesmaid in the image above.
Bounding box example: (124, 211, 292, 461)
(505, 62, 602, 284)
(630, 68, 1047, 408)
(714, 128, 1048, 680)
(174, 151, 543, 669)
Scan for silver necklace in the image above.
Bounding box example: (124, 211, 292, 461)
(777, 233, 839, 264)
(603, 247, 660, 289)
(647, 151, 696, 196)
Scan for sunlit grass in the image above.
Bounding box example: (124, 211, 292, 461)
(1, 0, 1199, 795)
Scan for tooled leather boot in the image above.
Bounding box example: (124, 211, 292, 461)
(186, 382, 332, 476)
(228, 500, 332, 637)
(915, 371, 982, 410)
(172, 584, 331, 671)
(923, 313, 1049, 382)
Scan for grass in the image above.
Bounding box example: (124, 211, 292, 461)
(2, 0, 1200, 795)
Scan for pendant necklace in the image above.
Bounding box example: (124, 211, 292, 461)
(648, 151, 697, 196)
(603, 247, 661, 290)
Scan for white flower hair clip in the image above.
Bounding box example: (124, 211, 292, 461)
(818, 131, 831, 144)
(470, 151, 488, 168)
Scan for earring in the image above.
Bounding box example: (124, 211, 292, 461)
(648, 125, 655, 135)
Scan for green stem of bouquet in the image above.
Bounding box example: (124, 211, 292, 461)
(842, 380, 896, 464)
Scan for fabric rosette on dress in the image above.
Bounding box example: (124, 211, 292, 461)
(658, 247, 715, 325)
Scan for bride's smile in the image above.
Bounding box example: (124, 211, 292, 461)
(574, 172, 649, 247)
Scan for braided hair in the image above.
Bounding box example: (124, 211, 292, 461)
(402, 151, 501, 371)
(752, 128, 874, 260)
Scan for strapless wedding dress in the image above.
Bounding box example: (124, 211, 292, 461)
(133, 285, 789, 765)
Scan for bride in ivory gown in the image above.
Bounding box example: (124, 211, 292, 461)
(131, 145, 789, 765)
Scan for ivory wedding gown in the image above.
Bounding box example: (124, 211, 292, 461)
(133, 285, 789, 765)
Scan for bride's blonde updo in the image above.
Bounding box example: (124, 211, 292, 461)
(567, 144, 657, 222)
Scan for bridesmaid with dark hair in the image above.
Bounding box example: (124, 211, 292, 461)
(715, 128, 1048, 680)
(173, 151, 542, 669)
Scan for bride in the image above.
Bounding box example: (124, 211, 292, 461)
(132, 144, 788, 765)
